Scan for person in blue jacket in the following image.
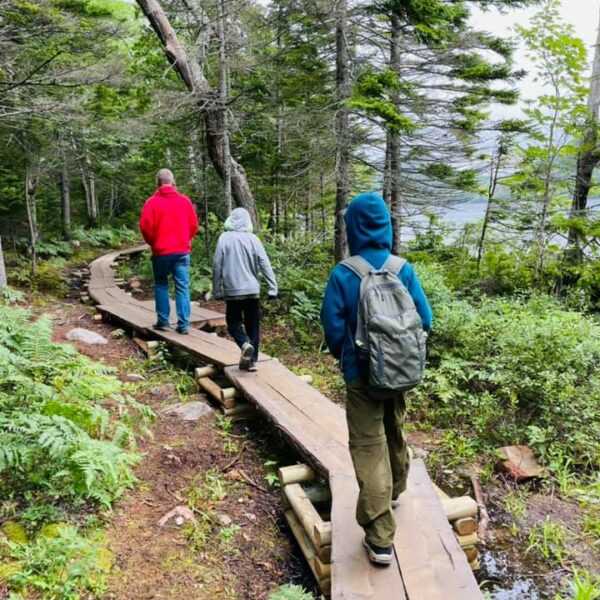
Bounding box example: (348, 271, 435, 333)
(321, 192, 432, 566)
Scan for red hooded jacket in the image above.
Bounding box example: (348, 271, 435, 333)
(139, 185, 199, 256)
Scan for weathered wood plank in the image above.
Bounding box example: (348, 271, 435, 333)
(393, 459, 483, 600)
(138, 299, 226, 328)
(224, 365, 348, 475)
(330, 473, 407, 600)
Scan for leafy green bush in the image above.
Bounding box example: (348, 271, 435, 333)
(71, 226, 138, 248)
(0, 304, 151, 510)
(269, 583, 315, 600)
(413, 264, 600, 470)
(264, 235, 330, 341)
(0, 524, 111, 599)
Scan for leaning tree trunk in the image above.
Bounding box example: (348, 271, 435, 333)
(25, 165, 39, 277)
(389, 13, 402, 254)
(477, 139, 503, 271)
(0, 236, 7, 287)
(135, 0, 260, 229)
(217, 0, 232, 217)
(567, 6, 600, 264)
(334, 0, 350, 262)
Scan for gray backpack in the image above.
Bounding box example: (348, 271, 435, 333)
(341, 255, 426, 391)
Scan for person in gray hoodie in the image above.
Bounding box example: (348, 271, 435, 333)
(212, 208, 278, 371)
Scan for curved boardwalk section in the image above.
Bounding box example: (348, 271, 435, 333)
(88, 246, 483, 600)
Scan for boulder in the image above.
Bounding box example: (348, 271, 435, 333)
(161, 401, 213, 421)
(66, 328, 108, 345)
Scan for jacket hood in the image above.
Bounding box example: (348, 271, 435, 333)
(156, 185, 178, 197)
(225, 207, 253, 233)
(344, 192, 392, 255)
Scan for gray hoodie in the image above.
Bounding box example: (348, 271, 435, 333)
(212, 208, 278, 300)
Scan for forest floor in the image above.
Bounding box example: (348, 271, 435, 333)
(19, 255, 599, 600)
(41, 292, 317, 600)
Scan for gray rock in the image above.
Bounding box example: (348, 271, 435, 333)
(218, 514, 232, 526)
(161, 401, 213, 421)
(66, 328, 108, 345)
(122, 373, 146, 382)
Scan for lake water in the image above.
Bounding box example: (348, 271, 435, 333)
(401, 200, 487, 240)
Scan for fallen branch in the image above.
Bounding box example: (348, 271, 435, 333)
(238, 468, 268, 493)
(164, 483, 184, 503)
(470, 473, 490, 545)
(221, 441, 246, 472)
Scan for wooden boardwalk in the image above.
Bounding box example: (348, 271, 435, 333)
(88, 246, 483, 600)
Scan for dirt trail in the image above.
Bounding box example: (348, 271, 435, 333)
(50, 300, 313, 600)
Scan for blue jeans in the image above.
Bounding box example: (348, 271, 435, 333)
(152, 253, 191, 331)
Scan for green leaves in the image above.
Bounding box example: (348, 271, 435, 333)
(0, 303, 148, 509)
(413, 264, 600, 470)
(351, 68, 416, 133)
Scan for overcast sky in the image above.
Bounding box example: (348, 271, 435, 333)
(472, 0, 600, 108)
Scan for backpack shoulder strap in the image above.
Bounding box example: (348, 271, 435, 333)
(382, 254, 407, 275)
(340, 255, 373, 280)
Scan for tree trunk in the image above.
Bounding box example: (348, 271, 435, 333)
(389, 13, 402, 254)
(108, 182, 117, 222)
(334, 0, 350, 262)
(25, 165, 39, 276)
(59, 134, 71, 240)
(0, 236, 7, 287)
(567, 7, 600, 264)
(135, 0, 259, 229)
(80, 148, 98, 228)
(477, 139, 502, 271)
(217, 0, 232, 217)
(383, 132, 392, 207)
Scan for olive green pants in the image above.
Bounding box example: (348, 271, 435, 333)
(346, 379, 410, 548)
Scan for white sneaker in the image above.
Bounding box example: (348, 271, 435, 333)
(239, 342, 254, 370)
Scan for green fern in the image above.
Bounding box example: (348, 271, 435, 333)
(0, 305, 151, 511)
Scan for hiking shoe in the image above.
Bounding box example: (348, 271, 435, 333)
(247, 361, 258, 372)
(391, 497, 401, 509)
(176, 326, 189, 335)
(153, 322, 171, 331)
(239, 342, 254, 370)
(363, 537, 393, 566)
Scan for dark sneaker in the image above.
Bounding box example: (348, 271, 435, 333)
(239, 342, 254, 370)
(247, 361, 257, 372)
(391, 497, 401, 509)
(153, 322, 171, 331)
(176, 326, 189, 335)
(363, 537, 393, 566)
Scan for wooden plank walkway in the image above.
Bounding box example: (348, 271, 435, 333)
(87, 247, 483, 600)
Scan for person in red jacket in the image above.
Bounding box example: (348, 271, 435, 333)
(139, 169, 199, 334)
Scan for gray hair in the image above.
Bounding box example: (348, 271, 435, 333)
(156, 168, 174, 186)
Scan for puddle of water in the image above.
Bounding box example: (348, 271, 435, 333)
(479, 550, 542, 600)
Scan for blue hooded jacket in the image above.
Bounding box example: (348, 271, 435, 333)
(320, 192, 433, 384)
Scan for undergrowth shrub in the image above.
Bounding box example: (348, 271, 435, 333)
(264, 235, 330, 343)
(0, 304, 150, 511)
(0, 524, 111, 599)
(71, 226, 138, 248)
(413, 264, 600, 470)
